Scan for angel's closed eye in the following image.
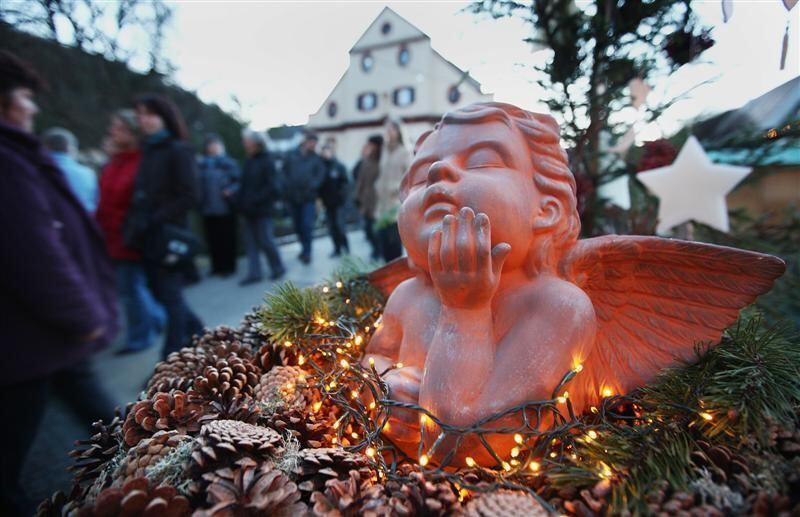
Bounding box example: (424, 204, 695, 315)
(465, 147, 506, 170)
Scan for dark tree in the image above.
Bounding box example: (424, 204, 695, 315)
(469, 0, 714, 235)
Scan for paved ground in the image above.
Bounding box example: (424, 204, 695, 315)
(21, 230, 377, 507)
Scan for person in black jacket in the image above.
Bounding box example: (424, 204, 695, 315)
(283, 132, 325, 264)
(319, 144, 350, 257)
(238, 129, 285, 285)
(198, 133, 239, 276)
(126, 94, 204, 359)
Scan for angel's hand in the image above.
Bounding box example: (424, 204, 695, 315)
(428, 207, 511, 309)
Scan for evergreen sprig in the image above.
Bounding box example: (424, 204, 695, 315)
(259, 282, 329, 344)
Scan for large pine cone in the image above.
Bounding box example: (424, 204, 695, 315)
(691, 440, 751, 486)
(82, 478, 190, 517)
(203, 395, 261, 425)
(119, 430, 191, 486)
(254, 365, 309, 413)
(123, 391, 205, 447)
(195, 458, 306, 517)
(642, 481, 724, 517)
(147, 342, 256, 397)
(310, 470, 377, 516)
(191, 355, 261, 404)
(292, 447, 373, 498)
(193, 326, 243, 351)
(191, 420, 283, 472)
(463, 489, 548, 517)
(239, 309, 269, 350)
(69, 412, 124, 485)
(261, 407, 335, 448)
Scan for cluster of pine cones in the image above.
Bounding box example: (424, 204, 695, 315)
(37, 312, 550, 516)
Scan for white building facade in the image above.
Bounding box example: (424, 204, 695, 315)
(307, 7, 492, 169)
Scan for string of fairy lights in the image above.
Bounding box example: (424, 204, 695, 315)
(270, 273, 722, 513)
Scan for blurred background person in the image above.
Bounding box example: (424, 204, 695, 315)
(199, 133, 240, 277)
(125, 94, 204, 359)
(353, 134, 382, 261)
(238, 129, 285, 284)
(319, 143, 350, 257)
(374, 117, 409, 262)
(0, 51, 118, 516)
(96, 109, 166, 355)
(283, 131, 325, 264)
(42, 127, 98, 213)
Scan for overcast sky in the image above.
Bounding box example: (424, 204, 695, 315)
(163, 0, 798, 138)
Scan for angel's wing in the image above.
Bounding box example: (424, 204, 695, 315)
(559, 235, 785, 410)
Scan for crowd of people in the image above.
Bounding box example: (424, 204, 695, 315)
(0, 50, 413, 515)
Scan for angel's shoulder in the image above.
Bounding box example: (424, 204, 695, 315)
(383, 277, 438, 317)
(517, 275, 595, 322)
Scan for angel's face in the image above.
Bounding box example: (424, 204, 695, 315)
(398, 120, 540, 272)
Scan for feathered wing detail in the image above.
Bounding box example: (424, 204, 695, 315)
(368, 257, 415, 297)
(559, 235, 785, 411)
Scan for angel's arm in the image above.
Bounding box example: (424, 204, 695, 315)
(421, 277, 596, 425)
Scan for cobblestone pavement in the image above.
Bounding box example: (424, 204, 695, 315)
(21, 230, 378, 507)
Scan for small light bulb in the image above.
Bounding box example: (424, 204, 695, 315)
(312, 401, 322, 413)
(351, 432, 358, 439)
(333, 420, 340, 429)
(419, 454, 429, 467)
(336, 347, 343, 354)
(297, 355, 305, 365)
(557, 396, 567, 404)
(420, 414, 428, 426)
(368, 357, 375, 366)
(336, 281, 343, 289)
(396, 362, 403, 368)
(511, 447, 520, 458)
(283, 340, 292, 348)
(510, 459, 520, 466)
(366, 447, 376, 458)
(699, 412, 713, 421)
(322, 286, 330, 293)
(502, 461, 511, 471)
(355, 335, 364, 346)
(602, 387, 614, 398)
(340, 359, 349, 368)
(465, 457, 476, 467)
(590, 406, 599, 414)
(331, 437, 337, 444)
(563, 391, 569, 399)
(588, 430, 598, 440)
(369, 401, 376, 410)
(351, 390, 359, 399)
(514, 434, 524, 445)
(550, 452, 557, 458)
(574, 363, 583, 372)
(345, 298, 351, 304)
(530, 461, 540, 472)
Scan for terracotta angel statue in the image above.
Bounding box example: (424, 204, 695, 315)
(363, 102, 784, 465)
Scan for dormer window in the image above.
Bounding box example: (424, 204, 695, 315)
(327, 101, 338, 118)
(358, 92, 378, 112)
(393, 87, 415, 107)
(398, 46, 410, 66)
(381, 22, 392, 35)
(361, 52, 374, 73)
(448, 85, 461, 104)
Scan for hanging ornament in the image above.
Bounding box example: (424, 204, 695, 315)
(638, 136, 751, 234)
(780, 24, 790, 70)
(628, 78, 651, 109)
(722, 0, 734, 23)
(782, 0, 798, 12)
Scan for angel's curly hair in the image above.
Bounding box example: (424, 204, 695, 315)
(412, 102, 581, 273)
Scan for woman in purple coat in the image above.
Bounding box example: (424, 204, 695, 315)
(0, 52, 119, 516)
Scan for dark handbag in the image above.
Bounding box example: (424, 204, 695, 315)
(144, 224, 202, 267)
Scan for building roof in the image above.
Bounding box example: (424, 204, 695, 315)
(693, 75, 800, 147)
(350, 6, 429, 54)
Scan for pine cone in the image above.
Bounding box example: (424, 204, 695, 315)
(123, 391, 205, 447)
(119, 430, 191, 485)
(83, 478, 190, 517)
(239, 309, 269, 350)
(69, 412, 124, 485)
(310, 470, 376, 516)
(191, 355, 261, 404)
(147, 343, 256, 397)
(382, 466, 461, 516)
(643, 482, 724, 517)
(254, 366, 310, 413)
(745, 491, 794, 516)
(257, 341, 299, 370)
(202, 395, 261, 425)
(292, 447, 373, 497)
(261, 407, 335, 448)
(193, 326, 243, 351)
(191, 420, 283, 472)
(463, 489, 548, 517)
(196, 458, 306, 517)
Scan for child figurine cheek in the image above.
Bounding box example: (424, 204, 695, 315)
(427, 207, 511, 309)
